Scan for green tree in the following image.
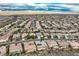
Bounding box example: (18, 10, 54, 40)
(40, 36, 44, 41)
(53, 35, 58, 40)
(60, 35, 66, 39)
(48, 35, 51, 39)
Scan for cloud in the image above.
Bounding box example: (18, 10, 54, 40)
(0, 0, 57, 3)
(0, 0, 79, 3)
(59, 0, 79, 3)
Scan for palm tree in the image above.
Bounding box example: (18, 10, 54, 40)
(8, 34, 13, 42)
(21, 43, 25, 54)
(6, 45, 9, 55)
(48, 31, 51, 39)
(17, 28, 22, 41)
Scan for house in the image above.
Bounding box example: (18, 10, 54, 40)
(36, 21, 42, 29)
(19, 20, 28, 27)
(9, 43, 22, 53)
(24, 41, 36, 53)
(12, 33, 21, 41)
(0, 33, 11, 42)
(34, 41, 48, 51)
(67, 40, 79, 49)
(22, 33, 27, 39)
(57, 40, 69, 49)
(25, 21, 31, 29)
(36, 33, 43, 40)
(45, 40, 59, 49)
(0, 46, 6, 56)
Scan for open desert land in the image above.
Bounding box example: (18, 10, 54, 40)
(0, 16, 16, 28)
(0, 11, 79, 56)
(0, 11, 79, 15)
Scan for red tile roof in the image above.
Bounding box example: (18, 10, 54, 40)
(9, 43, 22, 53)
(24, 41, 36, 53)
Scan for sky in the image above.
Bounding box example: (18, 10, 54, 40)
(0, 0, 79, 3)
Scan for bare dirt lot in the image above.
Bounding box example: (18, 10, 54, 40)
(0, 16, 16, 28)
